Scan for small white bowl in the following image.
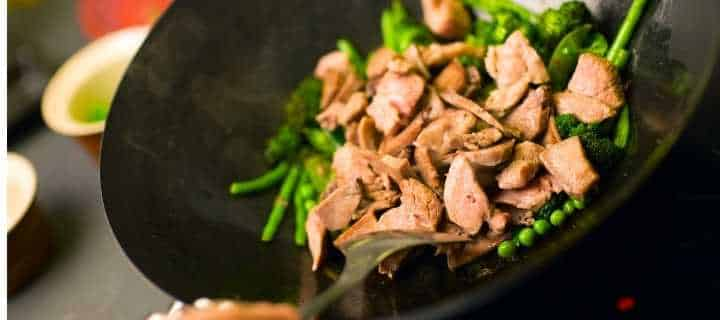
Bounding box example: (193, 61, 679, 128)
(7, 153, 37, 233)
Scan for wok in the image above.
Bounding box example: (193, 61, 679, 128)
(101, 1, 720, 319)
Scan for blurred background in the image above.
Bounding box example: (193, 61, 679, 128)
(7, 0, 719, 319)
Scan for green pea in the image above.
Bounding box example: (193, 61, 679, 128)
(518, 228, 536, 247)
(563, 201, 576, 215)
(304, 199, 317, 212)
(533, 219, 552, 236)
(497, 240, 517, 258)
(550, 210, 567, 226)
(298, 184, 316, 200)
(571, 198, 586, 210)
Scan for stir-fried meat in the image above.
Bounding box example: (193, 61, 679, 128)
(403, 45, 432, 79)
(446, 233, 508, 270)
(414, 146, 442, 193)
(485, 31, 549, 87)
(424, 87, 447, 121)
(345, 121, 359, 146)
(420, 42, 485, 67)
(487, 209, 511, 238)
(484, 80, 529, 117)
(433, 59, 466, 93)
(367, 95, 402, 135)
(375, 71, 426, 117)
(367, 47, 396, 80)
(439, 90, 507, 133)
(387, 56, 417, 75)
(381, 155, 413, 179)
(312, 180, 362, 231)
(445, 139, 515, 168)
(554, 91, 616, 123)
(503, 206, 534, 226)
(306, 211, 326, 271)
(416, 109, 477, 158)
(542, 116, 562, 146)
(316, 101, 343, 130)
(444, 156, 491, 235)
(496, 141, 545, 190)
(357, 116, 379, 151)
(335, 71, 365, 104)
(380, 113, 426, 155)
(568, 53, 625, 109)
(494, 174, 556, 210)
(320, 69, 344, 108)
(314, 50, 350, 80)
(332, 145, 378, 186)
(356, 196, 400, 220)
(448, 128, 504, 151)
(337, 92, 369, 126)
(333, 212, 379, 248)
(504, 86, 551, 141)
(421, 0, 471, 39)
(464, 65, 483, 97)
(514, 141, 545, 160)
(539, 136, 599, 198)
(377, 179, 443, 232)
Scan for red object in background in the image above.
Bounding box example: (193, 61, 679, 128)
(77, 0, 172, 39)
(616, 296, 636, 312)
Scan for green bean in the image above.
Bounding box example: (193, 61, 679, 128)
(261, 164, 302, 242)
(294, 171, 313, 246)
(606, 0, 649, 68)
(614, 105, 631, 148)
(304, 154, 332, 192)
(303, 128, 337, 156)
(229, 161, 290, 196)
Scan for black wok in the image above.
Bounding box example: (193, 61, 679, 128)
(100, 1, 720, 319)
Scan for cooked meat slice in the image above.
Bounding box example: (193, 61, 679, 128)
(345, 121, 359, 146)
(381, 155, 413, 178)
(403, 45, 432, 78)
(355, 196, 400, 220)
(449, 128, 504, 151)
(334, 71, 365, 104)
(494, 174, 555, 210)
(497, 160, 539, 190)
(485, 31, 549, 87)
(568, 53, 625, 109)
(439, 90, 506, 133)
(337, 92, 368, 126)
(333, 212, 379, 248)
(314, 50, 350, 80)
(514, 141, 545, 161)
(445, 139, 515, 168)
(378, 179, 443, 232)
(539, 136, 599, 198)
(416, 109, 476, 158)
(425, 87, 447, 120)
(357, 116, 379, 151)
(421, 0, 471, 39)
(387, 56, 416, 74)
(315, 101, 343, 130)
(414, 146, 442, 192)
(312, 180, 362, 231)
(420, 42, 485, 67)
(505, 206, 534, 226)
(554, 91, 616, 123)
(542, 116, 562, 146)
(484, 80, 529, 117)
(367, 96, 402, 135)
(487, 209, 511, 238)
(444, 156, 491, 235)
(504, 86, 551, 140)
(375, 71, 426, 117)
(332, 145, 378, 186)
(433, 59, 466, 93)
(447, 233, 508, 270)
(306, 211, 326, 271)
(319, 179, 338, 201)
(367, 47, 396, 79)
(320, 69, 344, 108)
(380, 114, 425, 155)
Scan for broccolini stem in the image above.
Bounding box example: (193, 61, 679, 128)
(229, 161, 290, 195)
(303, 128, 337, 155)
(613, 105, 631, 148)
(606, 0, 649, 68)
(261, 164, 302, 242)
(294, 171, 311, 246)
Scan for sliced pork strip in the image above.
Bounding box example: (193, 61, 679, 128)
(444, 156, 491, 235)
(334, 71, 365, 104)
(398, 178, 444, 230)
(433, 59, 467, 93)
(403, 45, 432, 78)
(415, 109, 476, 158)
(425, 87, 447, 120)
(484, 80, 529, 117)
(554, 91, 616, 123)
(357, 116, 379, 151)
(379, 114, 425, 155)
(514, 141, 546, 161)
(485, 31, 549, 87)
(464, 65, 483, 97)
(439, 90, 507, 133)
(445, 139, 515, 168)
(504, 206, 534, 226)
(315, 100, 344, 130)
(447, 234, 508, 270)
(332, 145, 378, 186)
(421, 0, 471, 39)
(539, 136, 599, 198)
(497, 160, 539, 190)
(345, 121, 359, 146)
(333, 212, 380, 248)
(320, 69, 344, 108)
(494, 174, 555, 210)
(568, 53, 625, 109)
(375, 71, 426, 117)
(420, 42, 485, 67)
(337, 92, 368, 126)
(381, 155, 413, 178)
(448, 128, 504, 151)
(355, 195, 400, 220)
(386, 56, 416, 74)
(367, 95, 402, 135)
(542, 116, 562, 146)
(367, 47, 396, 79)
(487, 209, 511, 238)
(312, 180, 362, 231)
(306, 211, 326, 271)
(504, 85, 551, 141)
(314, 50, 349, 80)
(414, 146, 442, 193)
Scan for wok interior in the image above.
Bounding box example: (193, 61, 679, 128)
(101, 0, 719, 319)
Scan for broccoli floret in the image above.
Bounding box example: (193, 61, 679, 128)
(284, 77, 322, 129)
(382, 0, 433, 53)
(466, 9, 537, 46)
(536, 193, 568, 220)
(537, 1, 591, 58)
(265, 125, 302, 163)
(555, 114, 615, 139)
(554, 114, 624, 172)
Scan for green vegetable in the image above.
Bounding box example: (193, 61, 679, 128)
(497, 240, 517, 258)
(303, 154, 332, 192)
(571, 198, 586, 210)
(518, 228, 536, 247)
(533, 219, 552, 236)
(536, 193, 568, 220)
(337, 38, 367, 79)
(547, 25, 609, 90)
(304, 199, 317, 213)
(613, 105, 631, 149)
(549, 210, 567, 226)
(229, 161, 290, 196)
(562, 201, 576, 215)
(303, 128, 338, 155)
(261, 164, 302, 242)
(555, 114, 615, 138)
(466, 8, 536, 46)
(537, 1, 590, 47)
(293, 176, 308, 246)
(585, 32, 609, 56)
(381, 0, 433, 53)
(265, 125, 302, 164)
(297, 183, 316, 200)
(458, 55, 484, 69)
(606, 0, 649, 69)
(464, 0, 537, 25)
(554, 114, 623, 173)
